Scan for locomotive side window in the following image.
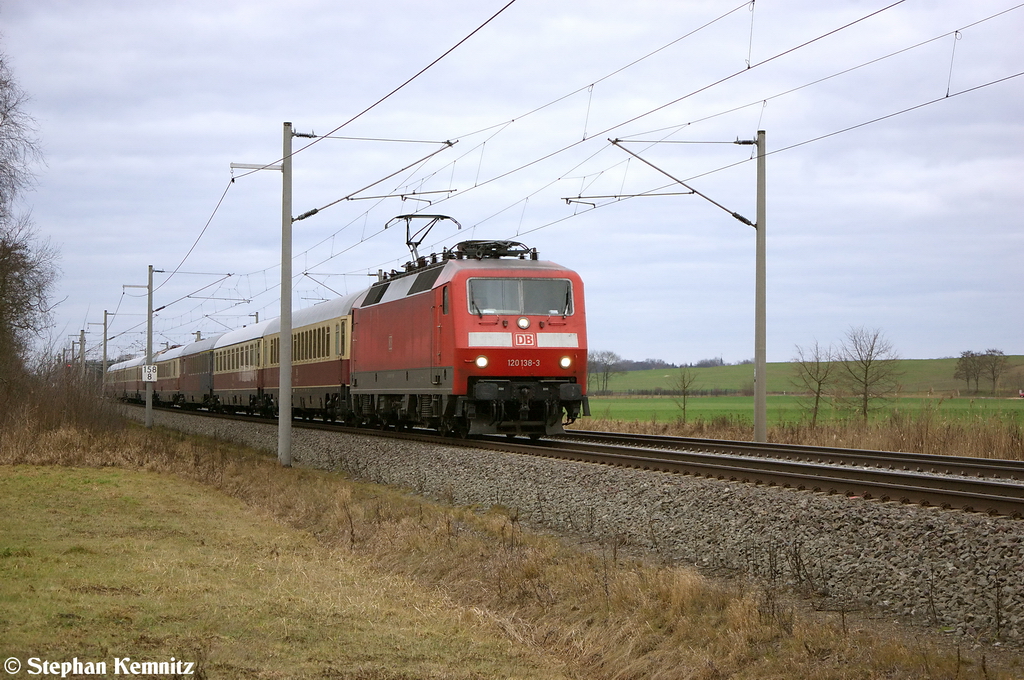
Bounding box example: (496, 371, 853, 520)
(467, 278, 573, 316)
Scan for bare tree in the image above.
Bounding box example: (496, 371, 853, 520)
(1, 50, 41, 214)
(791, 341, 837, 427)
(1, 49, 58, 383)
(587, 350, 623, 394)
(672, 366, 700, 424)
(838, 326, 902, 420)
(1, 214, 59, 356)
(980, 349, 1009, 394)
(1006, 364, 1024, 398)
(953, 350, 984, 393)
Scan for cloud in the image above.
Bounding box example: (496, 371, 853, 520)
(2, 0, 1021, 363)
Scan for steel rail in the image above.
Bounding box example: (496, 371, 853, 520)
(517, 437, 1024, 517)
(292, 420, 1024, 517)
(137, 405, 1024, 517)
(557, 429, 1024, 480)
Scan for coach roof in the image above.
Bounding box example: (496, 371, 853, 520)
(212, 289, 366, 348)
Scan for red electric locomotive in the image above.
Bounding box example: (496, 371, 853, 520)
(350, 239, 589, 437)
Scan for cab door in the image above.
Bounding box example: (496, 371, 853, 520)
(432, 284, 453, 386)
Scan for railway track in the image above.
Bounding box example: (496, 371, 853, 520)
(143, 405, 1024, 518)
(293, 419, 1024, 518)
(557, 429, 1024, 481)
(478, 431, 1024, 518)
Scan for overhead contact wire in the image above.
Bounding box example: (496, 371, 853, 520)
(155, 178, 234, 293)
(233, 0, 519, 179)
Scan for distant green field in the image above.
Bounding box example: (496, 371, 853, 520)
(591, 356, 1024, 397)
(584, 394, 1024, 426)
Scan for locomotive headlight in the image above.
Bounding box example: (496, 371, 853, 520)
(475, 355, 489, 369)
(559, 356, 572, 369)
(517, 317, 530, 329)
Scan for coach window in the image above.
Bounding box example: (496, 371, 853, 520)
(442, 286, 449, 315)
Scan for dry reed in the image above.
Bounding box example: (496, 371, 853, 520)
(579, 411, 1024, 461)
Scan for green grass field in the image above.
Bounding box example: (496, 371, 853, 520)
(584, 394, 1024, 426)
(590, 356, 1024, 397)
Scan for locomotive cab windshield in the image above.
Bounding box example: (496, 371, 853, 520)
(468, 278, 573, 317)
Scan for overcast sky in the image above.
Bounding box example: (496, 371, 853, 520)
(2, 0, 1021, 365)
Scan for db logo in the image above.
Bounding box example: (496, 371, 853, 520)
(513, 333, 536, 347)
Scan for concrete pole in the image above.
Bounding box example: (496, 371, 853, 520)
(753, 130, 767, 443)
(102, 310, 109, 385)
(146, 264, 154, 429)
(79, 329, 86, 378)
(279, 122, 293, 467)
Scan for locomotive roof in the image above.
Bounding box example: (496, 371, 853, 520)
(355, 257, 575, 308)
(439, 257, 573, 275)
(432, 257, 577, 290)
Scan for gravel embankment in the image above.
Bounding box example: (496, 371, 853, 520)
(131, 407, 1024, 643)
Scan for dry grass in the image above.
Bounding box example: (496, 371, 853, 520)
(579, 409, 1024, 461)
(3, 411, 1021, 678)
(0, 465, 571, 679)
